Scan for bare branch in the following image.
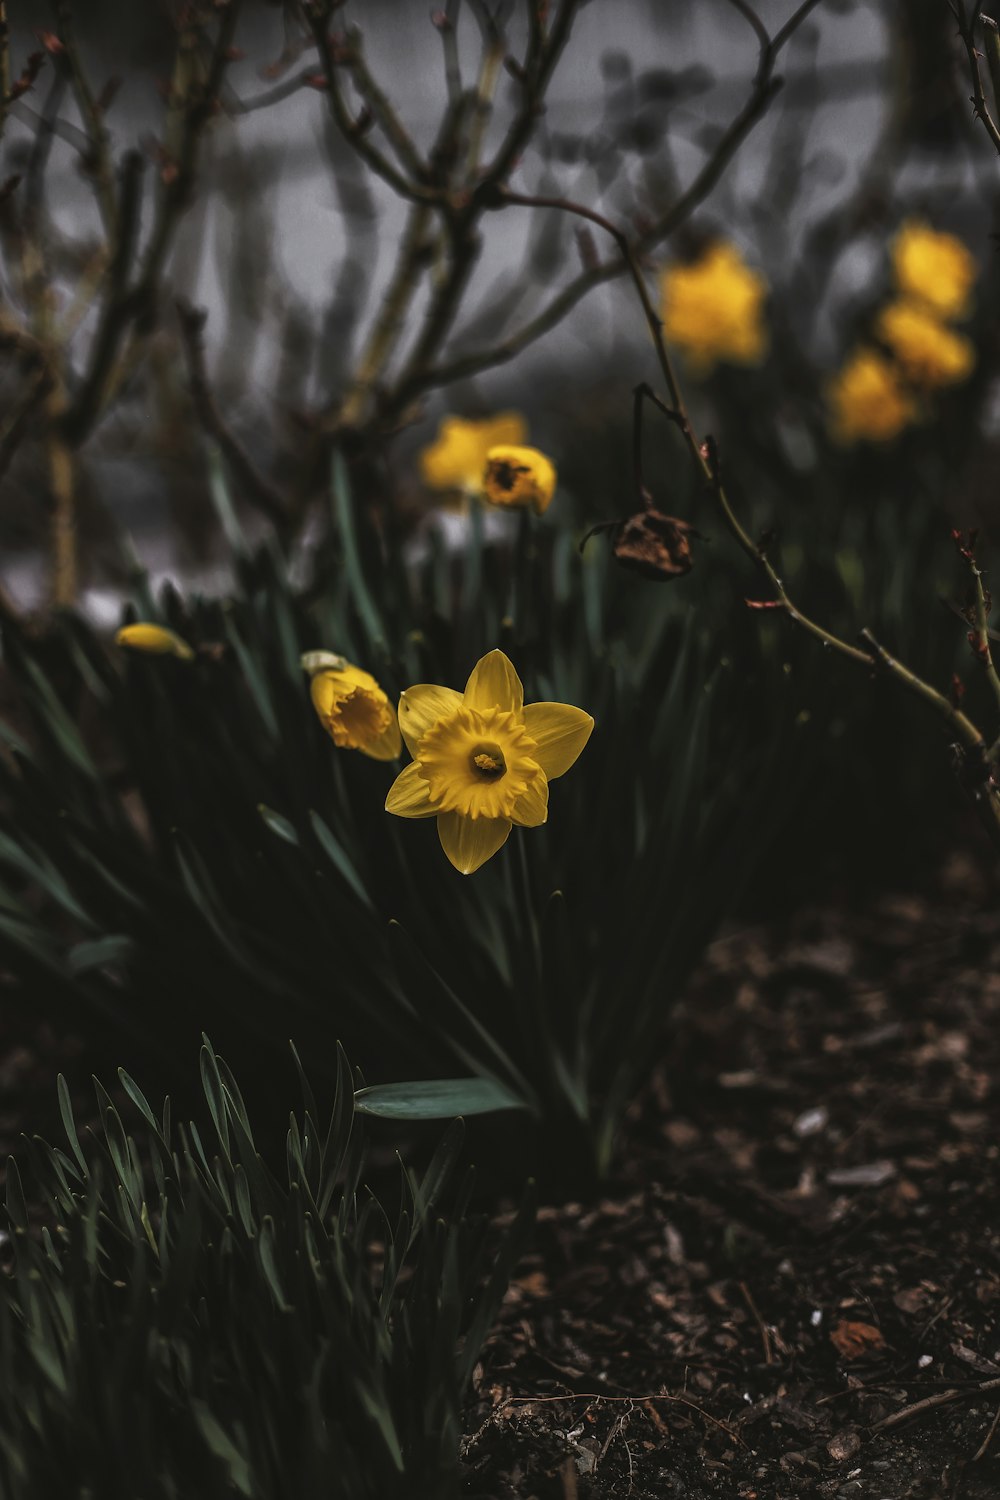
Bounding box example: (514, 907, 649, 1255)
(951, 0, 1000, 155)
(306, 19, 444, 206)
(53, 0, 118, 237)
(176, 301, 290, 530)
(398, 0, 820, 401)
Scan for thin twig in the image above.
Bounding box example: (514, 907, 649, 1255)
(950, 0, 1000, 155)
(437, 0, 462, 106)
(958, 536, 1000, 727)
(0, 2, 9, 143)
(307, 20, 443, 206)
(58, 149, 142, 446)
(343, 26, 429, 185)
(0, 359, 52, 485)
(53, 0, 118, 237)
(739, 1280, 775, 1365)
(61, 4, 242, 448)
(495, 182, 1000, 854)
(870, 1377, 1000, 1434)
(401, 0, 818, 400)
(176, 300, 289, 530)
(973, 1398, 1000, 1462)
(495, 1390, 750, 1450)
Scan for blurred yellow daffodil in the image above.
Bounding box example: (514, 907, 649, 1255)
(482, 444, 557, 514)
(828, 349, 916, 444)
(891, 221, 976, 321)
(385, 648, 593, 874)
(115, 623, 194, 661)
(419, 412, 527, 493)
(309, 659, 401, 761)
(876, 300, 974, 390)
(660, 242, 768, 374)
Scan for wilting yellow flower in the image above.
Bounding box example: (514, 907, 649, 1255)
(828, 349, 917, 444)
(660, 242, 768, 373)
(891, 221, 976, 321)
(482, 445, 557, 515)
(115, 623, 194, 660)
(385, 649, 593, 874)
(310, 660, 401, 761)
(419, 412, 527, 493)
(876, 300, 974, 390)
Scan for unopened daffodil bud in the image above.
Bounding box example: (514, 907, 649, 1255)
(300, 650, 350, 676)
(310, 660, 401, 762)
(115, 623, 195, 661)
(482, 445, 557, 515)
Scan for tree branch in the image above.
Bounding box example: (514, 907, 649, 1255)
(176, 300, 290, 531)
(951, 0, 1000, 156)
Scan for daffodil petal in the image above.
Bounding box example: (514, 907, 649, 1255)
(522, 702, 595, 779)
(362, 715, 403, 762)
(398, 684, 463, 756)
(463, 649, 523, 715)
(510, 775, 548, 828)
(385, 763, 439, 818)
(437, 812, 511, 873)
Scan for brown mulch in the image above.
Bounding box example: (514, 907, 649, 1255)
(461, 853, 1000, 1499)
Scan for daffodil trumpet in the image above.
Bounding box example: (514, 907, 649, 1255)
(385, 649, 594, 874)
(308, 656, 402, 761)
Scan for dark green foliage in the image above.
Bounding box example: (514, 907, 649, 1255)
(0, 439, 980, 1179)
(0, 1041, 530, 1500)
(0, 455, 797, 1181)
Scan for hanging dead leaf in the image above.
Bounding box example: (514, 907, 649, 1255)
(829, 1320, 886, 1359)
(582, 511, 698, 582)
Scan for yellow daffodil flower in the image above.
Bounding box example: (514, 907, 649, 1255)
(115, 623, 194, 660)
(891, 221, 976, 321)
(660, 242, 768, 374)
(385, 648, 593, 874)
(876, 300, 974, 390)
(419, 412, 527, 493)
(482, 444, 557, 515)
(828, 349, 917, 444)
(310, 659, 401, 761)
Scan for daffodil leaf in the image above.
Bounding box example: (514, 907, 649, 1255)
(68, 935, 134, 974)
(353, 1077, 525, 1120)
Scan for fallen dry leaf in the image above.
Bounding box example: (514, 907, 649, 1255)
(829, 1320, 886, 1359)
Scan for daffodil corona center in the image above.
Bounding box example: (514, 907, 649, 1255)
(417, 707, 541, 819)
(329, 687, 392, 750)
(472, 745, 506, 778)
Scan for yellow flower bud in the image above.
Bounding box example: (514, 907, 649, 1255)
(115, 623, 195, 661)
(482, 445, 557, 515)
(300, 650, 350, 676)
(310, 661, 401, 762)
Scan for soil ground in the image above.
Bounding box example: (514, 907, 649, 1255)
(461, 853, 1000, 1499)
